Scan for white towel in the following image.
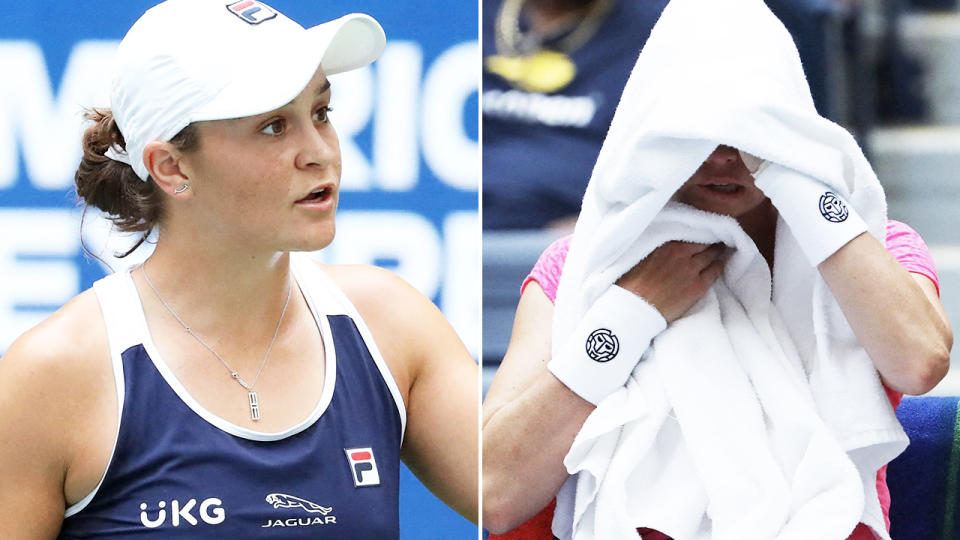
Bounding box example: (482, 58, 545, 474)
(551, 0, 909, 538)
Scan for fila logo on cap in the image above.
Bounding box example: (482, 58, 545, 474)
(344, 447, 381, 487)
(225, 1, 278, 25)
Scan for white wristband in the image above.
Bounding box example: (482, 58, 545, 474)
(548, 285, 667, 405)
(753, 163, 867, 266)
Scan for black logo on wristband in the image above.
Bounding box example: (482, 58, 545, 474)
(819, 192, 849, 223)
(586, 329, 619, 362)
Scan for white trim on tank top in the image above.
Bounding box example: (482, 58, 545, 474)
(290, 253, 407, 443)
(65, 275, 131, 518)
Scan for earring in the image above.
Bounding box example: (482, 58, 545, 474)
(174, 184, 190, 194)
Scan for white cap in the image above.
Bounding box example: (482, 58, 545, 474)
(106, 0, 386, 181)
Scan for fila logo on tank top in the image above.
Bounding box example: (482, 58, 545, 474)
(58, 255, 406, 539)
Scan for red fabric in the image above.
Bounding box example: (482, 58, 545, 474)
(491, 506, 877, 540)
(489, 500, 671, 540)
(500, 220, 935, 539)
(490, 500, 556, 540)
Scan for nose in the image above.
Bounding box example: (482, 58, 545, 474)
(703, 145, 740, 167)
(295, 121, 339, 171)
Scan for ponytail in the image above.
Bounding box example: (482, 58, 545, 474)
(74, 108, 197, 256)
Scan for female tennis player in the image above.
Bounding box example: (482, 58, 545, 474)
(483, 146, 952, 539)
(482, 0, 952, 538)
(0, 1, 477, 537)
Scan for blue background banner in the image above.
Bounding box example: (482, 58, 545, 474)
(0, 1, 478, 537)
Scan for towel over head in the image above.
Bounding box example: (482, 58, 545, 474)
(551, 0, 909, 538)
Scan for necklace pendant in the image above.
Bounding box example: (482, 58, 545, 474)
(248, 391, 261, 421)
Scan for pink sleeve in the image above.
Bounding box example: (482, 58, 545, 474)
(885, 220, 940, 295)
(874, 220, 938, 531)
(522, 235, 573, 304)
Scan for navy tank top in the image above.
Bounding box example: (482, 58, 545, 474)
(59, 255, 405, 538)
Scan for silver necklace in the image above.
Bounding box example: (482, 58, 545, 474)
(141, 263, 292, 422)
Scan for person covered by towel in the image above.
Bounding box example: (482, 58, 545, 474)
(482, 0, 953, 539)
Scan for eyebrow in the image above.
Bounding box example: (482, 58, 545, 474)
(316, 79, 331, 96)
(255, 79, 332, 120)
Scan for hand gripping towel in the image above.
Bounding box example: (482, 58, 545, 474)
(550, 0, 909, 538)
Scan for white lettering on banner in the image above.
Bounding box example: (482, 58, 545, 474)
(0, 39, 478, 193)
(422, 42, 479, 191)
(482, 88, 597, 128)
(0, 37, 479, 358)
(374, 42, 422, 191)
(328, 66, 375, 191)
(0, 209, 80, 349)
(0, 208, 479, 358)
(0, 41, 115, 190)
(442, 212, 479, 355)
(328, 211, 442, 301)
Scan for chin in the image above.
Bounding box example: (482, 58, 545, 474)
(278, 226, 336, 253)
(679, 199, 740, 218)
(675, 191, 764, 219)
(301, 232, 336, 253)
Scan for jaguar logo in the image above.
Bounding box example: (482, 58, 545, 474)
(265, 493, 332, 515)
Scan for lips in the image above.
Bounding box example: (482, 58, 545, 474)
(704, 183, 742, 194)
(697, 175, 747, 196)
(297, 182, 336, 203)
(294, 182, 337, 211)
(297, 187, 329, 202)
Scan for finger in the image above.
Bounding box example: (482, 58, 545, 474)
(656, 241, 691, 257)
(697, 242, 726, 253)
(699, 257, 726, 285)
(682, 241, 716, 253)
(653, 242, 710, 262)
(690, 243, 726, 268)
(641, 241, 689, 267)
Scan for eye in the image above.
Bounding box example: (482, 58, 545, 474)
(260, 118, 286, 136)
(313, 106, 333, 124)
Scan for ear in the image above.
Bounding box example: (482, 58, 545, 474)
(143, 141, 193, 198)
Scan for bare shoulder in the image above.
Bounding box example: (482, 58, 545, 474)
(318, 263, 448, 350)
(0, 288, 113, 439)
(317, 262, 471, 395)
(320, 263, 433, 317)
(1, 288, 110, 391)
(0, 288, 114, 524)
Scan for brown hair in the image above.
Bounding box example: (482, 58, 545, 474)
(75, 108, 199, 256)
